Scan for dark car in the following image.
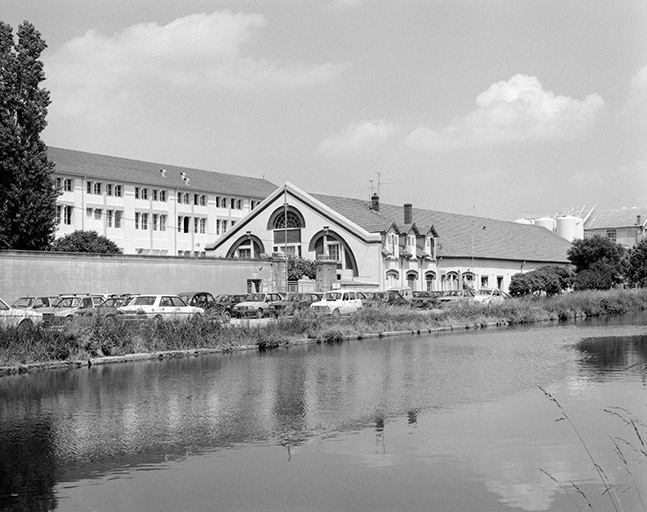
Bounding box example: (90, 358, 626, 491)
(178, 291, 232, 322)
(410, 291, 444, 309)
(268, 292, 323, 317)
(212, 294, 248, 318)
(364, 290, 409, 308)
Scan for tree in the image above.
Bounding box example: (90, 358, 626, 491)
(508, 265, 573, 297)
(626, 239, 647, 288)
(0, 21, 58, 250)
(567, 236, 626, 290)
(287, 256, 316, 281)
(50, 230, 122, 254)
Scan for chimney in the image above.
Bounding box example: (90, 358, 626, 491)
(404, 203, 412, 225)
(371, 193, 380, 212)
(637, 215, 642, 225)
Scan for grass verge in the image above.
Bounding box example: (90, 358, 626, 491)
(2, 288, 647, 370)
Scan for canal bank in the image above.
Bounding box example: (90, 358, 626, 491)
(1, 288, 646, 376)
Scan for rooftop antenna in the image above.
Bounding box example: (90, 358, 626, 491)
(375, 172, 395, 197)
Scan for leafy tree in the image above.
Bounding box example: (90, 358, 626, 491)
(287, 256, 316, 281)
(0, 21, 58, 250)
(567, 236, 626, 290)
(626, 239, 647, 288)
(508, 265, 573, 297)
(50, 230, 122, 254)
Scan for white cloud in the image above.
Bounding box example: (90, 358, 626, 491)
(619, 64, 647, 128)
(318, 119, 400, 158)
(44, 11, 348, 119)
(406, 74, 605, 152)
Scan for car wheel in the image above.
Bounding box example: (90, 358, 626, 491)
(221, 311, 231, 323)
(256, 308, 264, 319)
(103, 315, 116, 327)
(154, 314, 163, 323)
(17, 318, 33, 331)
(331, 308, 341, 317)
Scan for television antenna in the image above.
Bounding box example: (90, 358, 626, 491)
(369, 172, 395, 197)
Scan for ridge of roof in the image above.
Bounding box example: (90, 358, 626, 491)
(584, 207, 647, 229)
(47, 146, 277, 199)
(312, 192, 572, 263)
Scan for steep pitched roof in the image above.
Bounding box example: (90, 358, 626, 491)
(312, 193, 571, 263)
(584, 207, 647, 230)
(47, 147, 277, 199)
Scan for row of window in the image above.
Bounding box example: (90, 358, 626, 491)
(57, 177, 249, 210)
(87, 181, 123, 197)
(86, 207, 124, 228)
(135, 213, 168, 231)
(177, 216, 207, 234)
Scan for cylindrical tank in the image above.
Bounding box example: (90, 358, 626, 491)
(534, 217, 556, 231)
(514, 218, 533, 225)
(556, 215, 582, 241)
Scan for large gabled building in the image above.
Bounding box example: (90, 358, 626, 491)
(49, 147, 277, 256)
(206, 182, 572, 293)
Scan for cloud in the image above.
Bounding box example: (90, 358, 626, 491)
(318, 119, 400, 158)
(406, 74, 605, 152)
(44, 11, 348, 119)
(618, 64, 647, 128)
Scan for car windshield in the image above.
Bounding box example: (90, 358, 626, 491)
(131, 296, 156, 306)
(247, 294, 265, 302)
(287, 294, 302, 302)
(55, 297, 82, 308)
(324, 292, 342, 301)
(12, 298, 33, 308)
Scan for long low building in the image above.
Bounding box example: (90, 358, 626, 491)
(206, 182, 573, 293)
(49, 147, 277, 256)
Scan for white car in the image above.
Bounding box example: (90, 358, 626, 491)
(117, 295, 204, 321)
(310, 290, 363, 316)
(473, 288, 509, 305)
(0, 297, 43, 329)
(231, 293, 285, 319)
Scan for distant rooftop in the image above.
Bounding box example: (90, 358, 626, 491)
(48, 147, 277, 199)
(584, 207, 647, 230)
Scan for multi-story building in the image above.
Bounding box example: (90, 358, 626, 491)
(49, 147, 277, 256)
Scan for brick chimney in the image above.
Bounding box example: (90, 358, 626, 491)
(404, 203, 412, 224)
(371, 193, 380, 212)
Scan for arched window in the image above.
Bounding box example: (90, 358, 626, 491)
(226, 234, 265, 259)
(309, 229, 358, 277)
(425, 271, 436, 291)
(444, 271, 459, 290)
(406, 270, 418, 291)
(386, 269, 399, 289)
(273, 211, 303, 229)
(267, 206, 305, 256)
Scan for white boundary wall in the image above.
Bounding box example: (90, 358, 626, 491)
(0, 251, 285, 304)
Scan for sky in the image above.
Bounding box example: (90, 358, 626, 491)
(3, 0, 646, 221)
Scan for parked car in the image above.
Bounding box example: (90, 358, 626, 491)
(41, 294, 101, 327)
(364, 290, 409, 308)
(434, 289, 475, 307)
(268, 292, 323, 317)
(310, 290, 363, 316)
(473, 288, 509, 305)
(231, 293, 285, 318)
(410, 291, 444, 309)
(117, 295, 204, 321)
(0, 296, 43, 329)
(178, 291, 232, 322)
(214, 294, 248, 311)
(11, 296, 58, 310)
(75, 294, 137, 321)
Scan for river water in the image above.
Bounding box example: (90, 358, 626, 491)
(1, 315, 646, 512)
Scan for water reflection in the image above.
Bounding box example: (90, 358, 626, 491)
(1, 316, 646, 511)
(0, 417, 59, 511)
(577, 333, 647, 380)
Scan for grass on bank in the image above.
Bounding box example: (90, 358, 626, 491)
(2, 288, 647, 367)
